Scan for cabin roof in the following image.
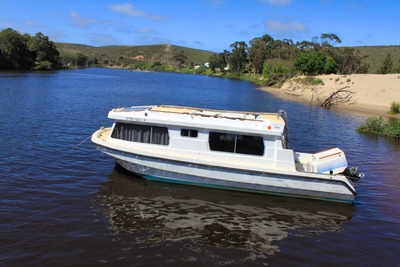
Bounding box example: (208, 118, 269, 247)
(109, 105, 286, 135)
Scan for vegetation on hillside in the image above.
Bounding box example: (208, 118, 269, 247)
(0, 28, 61, 70)
(55, 42, 213, 71)
(2, 28, 400, 78)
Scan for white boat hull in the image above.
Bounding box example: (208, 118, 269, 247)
(95, 145, 356, 203)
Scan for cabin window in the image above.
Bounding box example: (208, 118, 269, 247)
(181, 129, 198, 138)
(111, 122, 169, 145)
(209, 132, 264, 156)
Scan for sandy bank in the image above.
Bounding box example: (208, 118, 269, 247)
(259, 74, 400, 118)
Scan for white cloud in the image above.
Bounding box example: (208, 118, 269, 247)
(135, 36, 171, 45)
(88, 33, 119, 46)
(237, 29, 253, 35)
(258, 0, 292, 6)
(24, 20, 40, 26)
(136, 27, 154, 34)
(70, 11, 99, 28)
(265, 20, 307, 32)
(109, 3, 166, 21)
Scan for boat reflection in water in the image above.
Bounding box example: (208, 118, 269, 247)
(93, 165, 355, 264)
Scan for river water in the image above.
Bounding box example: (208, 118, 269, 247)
(0, 68, 399, 266)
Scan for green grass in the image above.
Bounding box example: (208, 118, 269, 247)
(357, 117, 400, 139)
(389, 101, 400, 115)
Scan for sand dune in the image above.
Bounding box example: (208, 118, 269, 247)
(259, 74, 400, 118)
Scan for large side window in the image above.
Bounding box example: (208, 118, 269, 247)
(111, 122, 169, 145)
(236, 135, 264, 155)
(209, 132, 264, 156)
(209, 132, 235, 152)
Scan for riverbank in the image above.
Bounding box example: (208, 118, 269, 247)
(259, 74, 400, 118)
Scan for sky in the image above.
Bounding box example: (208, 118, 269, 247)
(0, 0, 399, 52)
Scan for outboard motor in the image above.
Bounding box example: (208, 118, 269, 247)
(343, 167, 364, 182)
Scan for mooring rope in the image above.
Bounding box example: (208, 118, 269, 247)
(69, 135, 92, 152)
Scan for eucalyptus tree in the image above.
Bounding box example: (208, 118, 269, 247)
(342, 47, 361, 74)
(248, 34, 274, 74)
(379, 53, 393, 74)
(320, 33, 342, 49)
(228, 41, 248, 72)
(172, 50, 187, 66)
(27, 32, 61, 69)
(271, 38, 299, 60)
(208, 52, 227, 72)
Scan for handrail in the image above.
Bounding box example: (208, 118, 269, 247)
(278, 110, 290, 149)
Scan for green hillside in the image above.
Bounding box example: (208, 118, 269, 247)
(55, 43, 214, 70)
(353, 45, 400, 73)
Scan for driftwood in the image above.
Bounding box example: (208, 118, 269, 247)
(321, 86, 356, 108)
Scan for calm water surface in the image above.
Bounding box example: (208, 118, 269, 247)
(0, 68, 399, 266)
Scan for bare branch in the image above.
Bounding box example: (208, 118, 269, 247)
(320, 86, 357, 108)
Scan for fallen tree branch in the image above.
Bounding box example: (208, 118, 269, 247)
(321, 86, 357, 108)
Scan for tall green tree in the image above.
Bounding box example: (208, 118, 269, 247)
(208, 52, 226, 72)
(228, 41, 248, 72)
(248, 34, 274, 74)
(0, 28, 32, 69)
(172, 50, 187, 66)
(379, 53, 393, 74)
(27, 32, 61, 70)
(333, 47, 362, 74)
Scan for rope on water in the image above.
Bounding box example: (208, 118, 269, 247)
(69, 135, 92, 152)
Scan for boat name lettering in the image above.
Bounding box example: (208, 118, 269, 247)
(272, 124, 281, 130)
(126, 117, 145, 122)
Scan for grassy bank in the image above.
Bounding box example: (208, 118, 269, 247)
(357, 117, 400, 140)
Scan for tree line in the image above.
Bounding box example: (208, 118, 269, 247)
(208, 33, 397, 76)
(1, 28, 397, 75)
(0, 28, 62, 70)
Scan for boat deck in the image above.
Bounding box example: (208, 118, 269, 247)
(98, 128, 110, 141)
(114, 105, 284, 123)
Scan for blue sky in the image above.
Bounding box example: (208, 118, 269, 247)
(1, 0, 399, 52)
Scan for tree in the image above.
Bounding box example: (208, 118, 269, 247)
(27, 32, 61, 70)
(294, 51, 337, 75)
(0, 28, 62, 70)
(379, 53, 393, 74)
(320, 33, 342, 49)
(228, 41, 248, 72)
(76, 53, 88, 68)
(208, 53, 226, 72)
(248, 34, 274, 74)
(172, 50, 187, 66)
(0, 28, 32, 69)
(331, 47, 362, 74)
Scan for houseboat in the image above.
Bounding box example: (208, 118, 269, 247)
(91, 105, 363, 203)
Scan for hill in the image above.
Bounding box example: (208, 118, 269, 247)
(55, 43, 214, 69)
(55, 42, 400, 74)
(353, 45, 400, 73)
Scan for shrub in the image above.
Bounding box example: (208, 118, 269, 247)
(357, 117, 400, 140)
(389, 101, 400, 114)
(357, 117, 386, 134)
(309, 78, 323, 85)
(385, 119, 400, 139)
